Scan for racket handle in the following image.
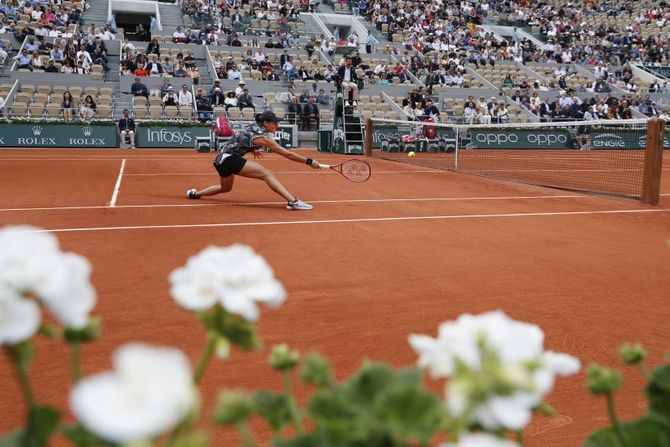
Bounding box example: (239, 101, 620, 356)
(320, 164, 331, 169)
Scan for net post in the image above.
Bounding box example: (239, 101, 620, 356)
(364, 118, 373, 157)
(641, 118, 665, 205)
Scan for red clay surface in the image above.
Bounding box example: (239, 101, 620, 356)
(1, 148, 669, 447)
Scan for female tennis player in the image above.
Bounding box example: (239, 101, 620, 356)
(187, 111, 321, 210)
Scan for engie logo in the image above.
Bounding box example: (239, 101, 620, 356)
(592, 133, 626, 148)
(475, 133, 518, 145)
(333, 128, 345, 141)
(526, 133, 568, 146)
(638, 135, 670, 149)
(147, 128, 193, 144)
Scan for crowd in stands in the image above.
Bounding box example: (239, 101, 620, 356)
(11, 33, 109, 74)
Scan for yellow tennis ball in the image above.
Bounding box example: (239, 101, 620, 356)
(408, 151, 416, 158)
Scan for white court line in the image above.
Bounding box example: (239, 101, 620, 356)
(124, 169, 440, 176)
(32, 208, 670, 234)
(0, 194, 609, 213)
(109, 159, 126, 208)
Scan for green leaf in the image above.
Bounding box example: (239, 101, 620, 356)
(0, 429, 25, 447)
(584, 416, 670, 447)
(173, 430, 209, 447)
(373, 383, 442, 442)
(646, 364, 670, 422)
(308, 390, 368, 443)
(254, 390, 292, 432)
(25, 406, 60, 447)
(63, 319, 101, 343)
(59, 424, 99, 447)
(200, 306, 260, 351)
(342, 362, 395, 408)
(272, 433, 329, 447)
(300, 354, 333, 389)
(214, 390, 255, 426)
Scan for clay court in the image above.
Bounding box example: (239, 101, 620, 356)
(1, 148, 669, 446)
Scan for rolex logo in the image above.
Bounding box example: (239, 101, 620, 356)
(32, 125, 43, 136)
(82, 126, 93, 137)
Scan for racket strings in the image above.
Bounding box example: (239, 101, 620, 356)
(340, 160, 371, 183)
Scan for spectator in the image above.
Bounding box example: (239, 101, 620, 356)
(13, 49, 33, 71)
(179, 85, 193, 107)
(223, 91, 237, 110)
(147, 38, 160, 56)
(287, 96, 302, 125)
(209, 88, 225, 107)
(174, 62, 188, 77)
(30, 52, 44, 71)
(163, 87, 179, 106)
(235, 80, 245, 97)
(147, 56, 163, 76)
(301, 96, 319, 130)
(188, 66, 200, 85)
(237, 89, 254, 110)
(62, 91, 75, 120)
(208, 80, 222, 97)
(80, 95, 97, 121)
(173, 26, 188, 43)
(317, 89, 331, 105)
(494, 103, 510, 123)
(403, 102, 415, 121)
(195, 89, 213, 121)
(134, 63, 149, 77)
(131, 77, 149, 98)
(45, 59, 59, 73)
(118, 109, 136, 149)
(299, 89, 310, 103)
(0, 95, 4, 117)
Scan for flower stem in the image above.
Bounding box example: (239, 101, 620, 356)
(193, 334, 217, 385)
(5, 346, 35, 409)
(282, 370, 304, 434)
(516, 430, 525, 446)
(237, 420, 255, 447)
(71, 341, 81, 383)
(606, 392, 629, 447)
(637, 364, 652, 381)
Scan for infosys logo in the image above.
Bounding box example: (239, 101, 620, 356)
(147, 128, 194, 144)
(592, 133, 626, 148)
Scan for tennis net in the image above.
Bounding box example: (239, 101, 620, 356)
(364, 118, 666, 202)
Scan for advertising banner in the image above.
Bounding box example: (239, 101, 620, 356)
(468, 129, 573, 149)
(0, 124, 118, 148)
(589, 130, 670, 150)
(137, 124, 298, 148)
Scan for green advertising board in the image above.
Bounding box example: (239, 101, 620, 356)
(468, 128, 573, 149)
(589, 130, 670, 150)
(0, 123, 118, 147)
(137, 123, 297, 148)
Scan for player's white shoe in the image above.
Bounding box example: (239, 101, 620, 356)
(286, 198, 313, 210)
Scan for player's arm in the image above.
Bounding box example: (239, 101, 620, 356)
(253, 136, 321, 169)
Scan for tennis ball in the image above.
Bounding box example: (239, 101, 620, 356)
(408, 151, 416, 158)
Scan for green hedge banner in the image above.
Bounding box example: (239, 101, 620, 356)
(371, 124, 455, 149)
(589, 130, 670, 150)
(0, 124, 117, 148)
(468, 129, 573, 149)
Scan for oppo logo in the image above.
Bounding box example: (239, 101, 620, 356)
(475, 133, 518, 145)
(526, 134, 567, 145)
(592, 134, 626, 148)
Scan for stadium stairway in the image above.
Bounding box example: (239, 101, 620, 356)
(298, 13, 329, 37)
(83, 0, 110, 28)
(158, 3, 185, 34)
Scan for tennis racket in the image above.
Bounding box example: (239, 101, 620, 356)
(320, 159, 372, 183)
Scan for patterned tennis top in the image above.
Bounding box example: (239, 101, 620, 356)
(218, 123, 270, 156)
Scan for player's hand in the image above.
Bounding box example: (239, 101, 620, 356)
(252, 150, 264, 159)
(310, 160, 321, 169)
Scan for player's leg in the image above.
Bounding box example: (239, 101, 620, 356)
(237, 160, 294, 201)
(190, 175, 235, 198)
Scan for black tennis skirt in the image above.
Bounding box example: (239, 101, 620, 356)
(213, 153, 247, 178)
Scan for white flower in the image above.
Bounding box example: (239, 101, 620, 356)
(169, 244, 286, 321)
(70, 343, 194, 444)
(34, 253, 96, 329)
(0, 226, 97, 329)
(0, 288, 41, 345)
(440, 433, 520, 447)
(409, 311, 580, 431)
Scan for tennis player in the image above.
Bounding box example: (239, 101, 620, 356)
(187, 111, 321, 210)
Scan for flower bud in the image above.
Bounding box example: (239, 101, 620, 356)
(213, 390, 255, 425)
(586, 364, 622, 394)
(619, 343, 647, 365)
(269, 344, 299, 371)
